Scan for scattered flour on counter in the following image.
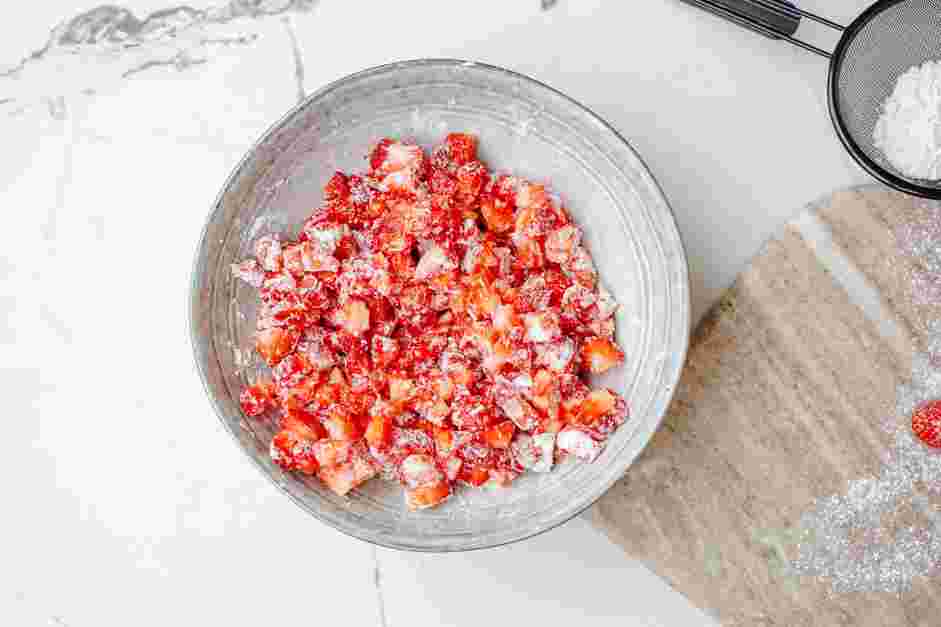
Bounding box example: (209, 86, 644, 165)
(873, 60, 941, 181)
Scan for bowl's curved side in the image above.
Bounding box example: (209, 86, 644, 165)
(189, 59, 690, 551)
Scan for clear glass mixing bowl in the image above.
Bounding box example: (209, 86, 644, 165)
(189, 59, 690, 551)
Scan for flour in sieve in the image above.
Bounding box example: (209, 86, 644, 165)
(873, 60, 941, 181)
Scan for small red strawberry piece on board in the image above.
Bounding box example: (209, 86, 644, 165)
(912, 400, 941, 448)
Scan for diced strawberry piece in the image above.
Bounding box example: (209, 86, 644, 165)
(514, 236, 544, 269)
(514, 181, 548, 210)
(405, 481, 451, 510)
(279, 375, 321, 411)
(270, 430, 319, 475)
(515, 274, 550, 313)
(493, 380, 540, 431)
(272, 353, 313, 389)
(231, 259, 265, 288)
(586, 395, 629, 439)
(557, 427, 603, 461)
(483, 420, 516, 449)
(340, 299, 370, 337)
(322, 408, 363, 442)
(303, 220, 347, 255)
(571, 388, 617, 426)
(511, 432, 555, 472)
(254, 234, 283, 272)
(296, 327, 336, 371)
(324, 171, 350, 205)
(365, 412, 394, 450)
(430, 370, 456, 400)
(467, 275, 500, 318)
(563, 245, 597, 288)
(281, 243, 304, 277)
(415, 245, 458, 281)
(444, 133, 478, 166)
(255, 326, 300, 366)
(433, 426, 455, 456)
(913, 400, 941, 448)
(400, 453, 444, 488)
(311, 439, 353, 468)
(239, 381, 276, 417)
(344, 339, 372, 390)
(451, 393, 498, 432)
(582, 337, 625, 374)
(261, 272, 297, 300)
(455, 161, 487, 202)
(282, 409, 327, 441)
(388, 376, 415, 404)
(370, 139, 426, 175)
(458, 464, 490, 487)
(545, 224, 581, 264)
(481, 197, 514, 233)
(371, 335, 400, 370)
(318, 447, 376, 496)
(524, 311, 561, 344)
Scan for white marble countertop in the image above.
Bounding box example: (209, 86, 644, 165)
(1, 1, 876, 625)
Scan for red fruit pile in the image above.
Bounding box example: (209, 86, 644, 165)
(232, 133, 628, 509)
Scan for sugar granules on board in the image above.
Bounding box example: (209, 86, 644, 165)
(873, 60, 941, 181)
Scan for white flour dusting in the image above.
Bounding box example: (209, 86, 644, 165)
(873, 60, 941, 181)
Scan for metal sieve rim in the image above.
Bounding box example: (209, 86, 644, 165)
(827, 0, 941, 200)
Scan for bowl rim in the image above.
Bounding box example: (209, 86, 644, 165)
(188, 57, 691, 552)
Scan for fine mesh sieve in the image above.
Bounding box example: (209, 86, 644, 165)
(682, 0, 941, 200)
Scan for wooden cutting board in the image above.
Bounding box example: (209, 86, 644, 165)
(591, 186, 941, 626)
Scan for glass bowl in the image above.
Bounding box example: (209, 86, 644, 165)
(189, 59, 689, 551)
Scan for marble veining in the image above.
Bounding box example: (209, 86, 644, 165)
(0, 1, 317, 117)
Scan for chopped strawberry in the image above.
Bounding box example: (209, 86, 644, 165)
(514, 236, 544, 269)
(524, 311, 561, 344)
(571, 389, 618, 426)
(455, 161, 487, 203)
(239, 381, 276, 417)
(255, 326, 299, 366)
(913, 400, 941, 448)
(281, 409, 327, 442)
(311, 439, 353, 468)
(318, 446, 376, 495)
(481, 197, 515, 233)
(557, 426, 603, 461)
(458, 464, 490, 487)
(322, 408, 363, 442)
(324, 171, 350, 206)
(236, 133, 630, 509)
(254, 234, 283, 272)
(483, 420, 516, 449)
(270, 430, 319, 475)
(279, 375, 321, 411)
(444, 133, 478, 166)
(371, 335, 400, 369)
(365, 412, 394, 450)
(340, 299, 371, 337)
(405, 481, 451, 510)
(582, 337, 625, 374)
(272, 353, 313, 389)
(545, 224, 581, 264)
(231, 259, 265, 288)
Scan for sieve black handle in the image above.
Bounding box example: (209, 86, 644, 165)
(679, 0, 844, 58)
